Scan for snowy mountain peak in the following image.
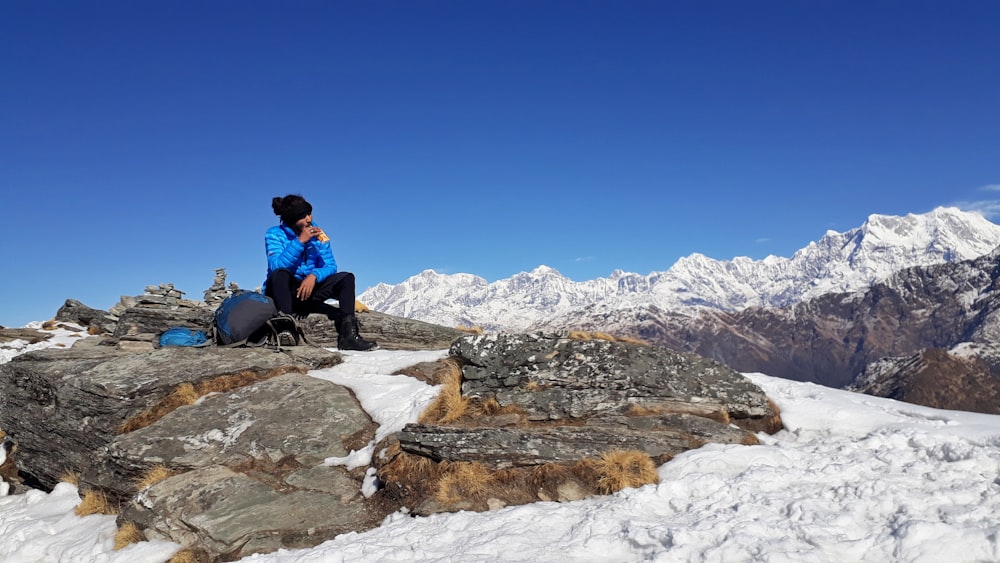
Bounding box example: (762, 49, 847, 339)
(360, 207, 1000, 331)
(529, 265, 563, 277)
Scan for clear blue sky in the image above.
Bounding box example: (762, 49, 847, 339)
(2, 1, 999, 327)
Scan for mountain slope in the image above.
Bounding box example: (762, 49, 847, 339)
(361, 207, 1000, 331)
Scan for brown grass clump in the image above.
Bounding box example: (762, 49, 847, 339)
(194, 366, 304, 395)
(481, 397, 521, 416)
(765, 399, 783, 430)
(119, 367, 306, 434)
(711, 409, 731, 425)
(168, 549, 199, 563)
(378, 445, 437, 487)
(455, 325, 484, 335)
(567, 331, 647, 345)
(75, 489, 117, 516)
(114, 521, 144, 550)
(133, 465, 176, 491)
(434, 462, 495, 505)
(587, 450, 658, 494)
(624, 404, 666, 416)
(58, 470, 80, 486)
(614, 335, 648, 346)
(528, 463, 575, 489)
(418, 358, 469, 424)
(119, 384, 198, 434)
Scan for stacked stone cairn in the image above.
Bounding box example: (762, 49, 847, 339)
(203, 267, 240, 308)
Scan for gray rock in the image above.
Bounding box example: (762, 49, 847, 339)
(101, 373, 374, 489)
(55, 299, 115, 333)
(0, 345, 341, 495)
(112, 305, 213, 342)
(398, 413, 753, 469)
(122, 464, 383, 560)
(450, 332, 777, 427)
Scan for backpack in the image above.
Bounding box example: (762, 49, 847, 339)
(211, 291, 307, 349)
(158, 327, 209, 348)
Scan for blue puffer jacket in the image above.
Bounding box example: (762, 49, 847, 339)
(263, 223, 338, 290)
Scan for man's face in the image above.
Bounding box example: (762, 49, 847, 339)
(293, 214, 313, 233)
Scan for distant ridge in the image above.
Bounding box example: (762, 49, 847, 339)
(360, 207, 1000, 331)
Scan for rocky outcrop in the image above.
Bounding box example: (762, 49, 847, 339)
(450, 332, 776, 426)
(1, 313, 783, 560)
(379, 332, 781, 515)
(0, 345, 342, 494)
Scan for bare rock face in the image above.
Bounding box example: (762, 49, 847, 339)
(124, 465, 383, 560)
(116, 374, 386, 561)
(383, 332, 782, 516)
(0, 345, 341, 494)
(1, 320, 784, 560)
(450, 332, 778, 428)
(101, 372, 372, 489)
(55, 299, 117, 334)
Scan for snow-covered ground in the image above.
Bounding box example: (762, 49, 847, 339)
(1, 326, 999, 562)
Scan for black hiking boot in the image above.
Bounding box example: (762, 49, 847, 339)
(336, 314, 378, 351)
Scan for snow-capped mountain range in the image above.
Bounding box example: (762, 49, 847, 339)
(360, 207, 1000, 331)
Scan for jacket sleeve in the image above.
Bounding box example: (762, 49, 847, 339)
(266, 227, 306, 273)
(309, 237, 339, 282)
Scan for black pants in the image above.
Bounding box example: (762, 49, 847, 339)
(265, 269, 356, 317)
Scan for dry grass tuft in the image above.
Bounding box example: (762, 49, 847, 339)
(75, 489, 117, 516)
(168, 549, 199, 563)
(379, 449, 436, 486)
(134, 465, 176, 491)
(529, 463, 575, 489)
(114, 521, 144, 550)
(455, 325, 484, 335)
(624, 404, 665, 416)
(418, 358, 469, 424)
(120, 367, 305, 434)
(524, 380, 547, 392)
(589, 450, 659, 494)
(481, 397, 521, 416)
(614, 335, 649, 346)
(710, 409, 731, 425)
(58, 470, 80, 486)
(755, 399, 784, 434)
(194, 366, 304, 395)
(434, 462, 494, 505)
(567, 330, 647, 345)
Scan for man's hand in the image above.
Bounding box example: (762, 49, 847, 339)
(297, 274, 317, 300)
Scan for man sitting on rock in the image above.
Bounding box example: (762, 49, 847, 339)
(264, 194, 377, 351)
